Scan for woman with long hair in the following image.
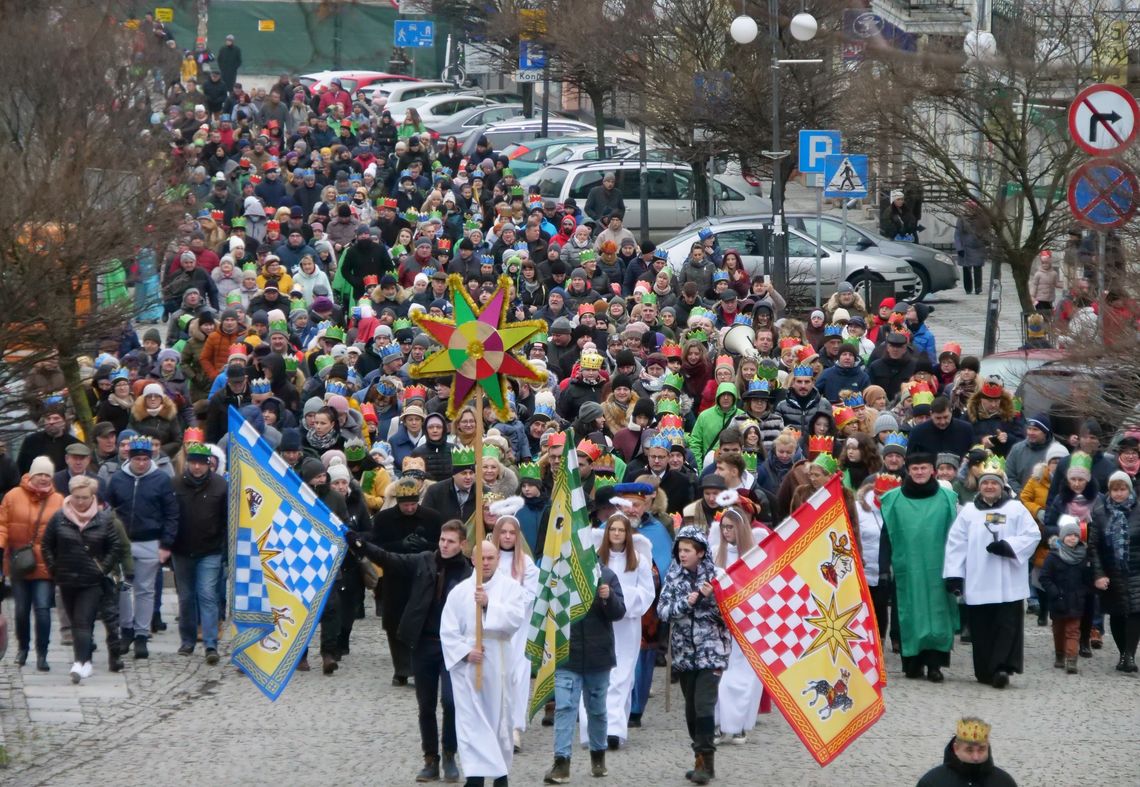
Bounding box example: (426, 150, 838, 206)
(398, 107, 425, 139)
(585, 512, 655, 749)
(840, 433, 882, 491)
(490, 511, 540, 748)
(709, 503, 766, 743)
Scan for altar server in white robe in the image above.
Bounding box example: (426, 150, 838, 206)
(579, 512, 655, 748)
(441, 542, 526, 784)
(708, 502, 767, 742)
(488, 509, 540, 749)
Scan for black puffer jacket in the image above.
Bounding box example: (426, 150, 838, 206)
(564, 565, 626, 673)
(1089, 495, 1140, 616)
(41, 508, 122, 588)
(172, 469, 227, 557)
(412, 425, 453, 481)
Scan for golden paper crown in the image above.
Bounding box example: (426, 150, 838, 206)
(581, 352, 604, 370)
(956, 718, 991, 744)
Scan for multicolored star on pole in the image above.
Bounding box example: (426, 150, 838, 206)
(409, 274, 547, 419)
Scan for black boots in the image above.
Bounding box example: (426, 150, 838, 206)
(687, 752, 715, 784)
(441, 752, 460, 783)
(416, 755, 440, 782)
(590, 750, 607, 777)
(16, 648, 28, 667)
(35, 652, 49, 672)
(133, 636, 149, 659)
(544, 756, 571, 784)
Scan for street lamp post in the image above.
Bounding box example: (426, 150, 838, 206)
(731, 4, 818, 296)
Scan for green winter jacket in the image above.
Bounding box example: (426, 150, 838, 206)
(687, 382, 743, 461)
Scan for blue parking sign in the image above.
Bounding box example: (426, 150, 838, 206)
(394, 20, 434, 48)
(798, 130, 841, 175)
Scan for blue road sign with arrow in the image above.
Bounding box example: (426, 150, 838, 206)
(394, 20, 434, 48)
(823, 154, 868, 199)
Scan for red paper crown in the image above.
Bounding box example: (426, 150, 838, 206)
(436, 239, 452, 251)
(807, 435, 834, 455)
(381, 198, 398, 209)
(658, 414, 684, 430)
(360, 402, 378, 426)
(363, 274, 379, 287)
(796, 345, 819, 364)
(402, 385, 427, 401)
(267, 221, 281, 232)
(210, 210, 224, 221)
(548, 432, 567, 449)
(779, 337, 801, 350)
(661, 342, 683, 359)
(874, 474, 902, 496)
(980, 376, 1005, 398)
(576, 439, 603, 462)
(183, 427, 205, 444)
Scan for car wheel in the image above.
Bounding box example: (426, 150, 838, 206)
(847, 272, 887, 304)
(911, 266, 932, 301)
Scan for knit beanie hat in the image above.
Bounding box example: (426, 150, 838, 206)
(873, 412, 899, 434)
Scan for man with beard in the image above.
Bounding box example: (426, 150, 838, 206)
(369, 477, 443, 686)
(421, 447, 482, 524)
(338, 225, 393, 305)
(17, 400, 80, 473)
(916, 717, 1017, 787)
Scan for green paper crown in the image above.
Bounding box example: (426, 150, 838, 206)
(242, 262, 258, 273)
(662, 372, 684, 392)
(404, 209, 419, 222)
(393, 318, 413, 331)
(656, 399, 681, 416)
(518, 461, 541, 481)
(185, 442, 212, 458)
(579, 249, 596, 262)
(1070, 452, 1093, 474)
(743, 451, 759, 473)
(451, 445, 476, 468)
(325, 325, 346, 342)
(314, 355, 335, 372)
(284, 356, 298, 373)
(465, 220, 480, 230)
(344, 439, 367, 462)
(641, 292, 657, 305)
(812, 452, 839, 475)
(231, 217, 246, 228)
(509, 185, 524, 197)
(226, 291, 242, 305)
(482, 444, 502, 460)
(268, 319, 289, 335)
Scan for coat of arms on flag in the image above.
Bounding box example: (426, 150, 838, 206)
(712, 475, 885, 766)
(227, 406, 346, 699)
(525, 429, 601, 718)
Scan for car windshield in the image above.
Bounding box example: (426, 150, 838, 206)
(979, 352, 1061, 392)
(531, 167, 568, 198)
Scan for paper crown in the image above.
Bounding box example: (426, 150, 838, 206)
(661, 341, 683, 359)
(873, 474, 902, 495)
(325, 325, 347, 343)
(250, 377, 272, 395)
(980, 375, 1005, 398)
(756, 360, 779, 381)
(956, 718, 991, 745)
(685, 329, 708, 343)
(779, 337, 800, 350)
(662, 371, 684, 392)
(912, 389, 935, 407)
(715, 354, 734, 371)
(183, 427, 206, 444)
(127, 435, 153, 454)
(324, 380, 349, 398)
(883, 431, 909, 450)
(579, 249, 596, 262)
(532, 403, 556, 421)
(518, 461, 542, 482)
(110, 367, 130, 383)
(393, 476, 421, 499)
(796, 346, 819, 365)
(640, 292, 657, 305)
(732, 313, 753, 327)
(392, 317, 413, 331)
(824, 323, 844, 337)
(656, 399, 681, 416)
(380, 344, 404, 360)
(940, 341, 962, 358)
(842, 392, 865, 408)
(807, 434, 834, 455)
(711, 270, 729, 282)
(483, 444, 502, 460)
(360, 402, 378, 425)
(783, 428, 802, 443)
(576, 439, 603, 461)
(376, 377, 399, 396)
(646, 434, 673, 451)
(185, 442, 212, 459)
(657, 426, 686, 446)
(658, 414, 684, 430)
(833, 406, 857, 429)
(745, 378, 771, 398)
(793, 365, 815, 378)
(812, 452, 839, 475)
(363, 274, 379, 287)
(284, 356, 298, 373)
(547, 432, 567, 449)
(403, 385, 427, 402)
(344, 439, 367, 462)
(1069, 451, 1093, 474)
(580, 352, 604, 370)
(381, 197, 398, 209)
(242, 262, 258, 273)
(451, 446, 477, 468)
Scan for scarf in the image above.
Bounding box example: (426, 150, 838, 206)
(1055, 537, 1087, 566)
(435, 550, 469, 600)
(1119, 455, 1140, 476)
(108, 393, 134, 409)
(62, 497, 99, 530)
(902, 475, 940, 499)
(1104, 495, 1134, 566)
(146, 405, 162, 416)
(306, 425, 339, 451)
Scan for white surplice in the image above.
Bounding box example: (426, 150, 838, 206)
(493, 548, 540, 734)
(579, 531, 655, 744)
(711, 529, 767, 736)
(942, 497, 1040, 605)
(441, 572, 526, 779)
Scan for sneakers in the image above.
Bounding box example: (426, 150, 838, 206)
(730, 732, 748, 744)
(70, 662, 83, 684)
(80, 662, 93, 679)
(178, 645, 194, 656)
(205, 649, 220, 666)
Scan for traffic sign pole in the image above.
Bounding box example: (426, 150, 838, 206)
(841, 199, 848, 279)
(815, 184, 822, 307)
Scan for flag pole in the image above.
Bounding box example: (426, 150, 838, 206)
(474, 392, 485, 690)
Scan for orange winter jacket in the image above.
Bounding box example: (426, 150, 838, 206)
(199, 326, 247, 380)
(0, 476, 64, 581)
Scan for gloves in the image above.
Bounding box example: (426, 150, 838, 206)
(1035, 509, 1046, 525)
(945, 577, 964, 596)
(986, 540, 1017, 559)
(402, 533, 432, 552)
(344, 530, 362, 549)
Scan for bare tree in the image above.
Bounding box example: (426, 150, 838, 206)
(0, 3, 177, 441)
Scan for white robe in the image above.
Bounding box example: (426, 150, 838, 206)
(441, 573, 526, 779)
(712, 532, 767, 736)
(579, 531, 655, 744)
(942, 497, 1040, 605)
(493, 549, 540, 734)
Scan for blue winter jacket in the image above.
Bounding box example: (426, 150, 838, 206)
(104, 462, 180, 546)
(910, 323, 937, 365)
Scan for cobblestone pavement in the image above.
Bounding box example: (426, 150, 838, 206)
(2, 585, 1139, 786)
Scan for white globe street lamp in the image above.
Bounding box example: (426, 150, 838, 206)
(730, 14, 759, 44)
(963, 30, 997, 60)
(789, 12, 818, 42)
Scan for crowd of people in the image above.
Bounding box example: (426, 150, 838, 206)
(3, 24, 1139, 787)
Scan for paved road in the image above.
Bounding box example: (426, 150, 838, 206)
(2, 585, 1139, 786)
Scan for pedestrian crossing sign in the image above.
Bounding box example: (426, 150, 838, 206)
(823, 154, 868, 199)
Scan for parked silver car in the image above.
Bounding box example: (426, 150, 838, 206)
(657, 221, 919, 299)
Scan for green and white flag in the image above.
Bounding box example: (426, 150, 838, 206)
(525, 429, 600, 719)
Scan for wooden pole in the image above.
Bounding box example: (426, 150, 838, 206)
(474, 393, 485, 690)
